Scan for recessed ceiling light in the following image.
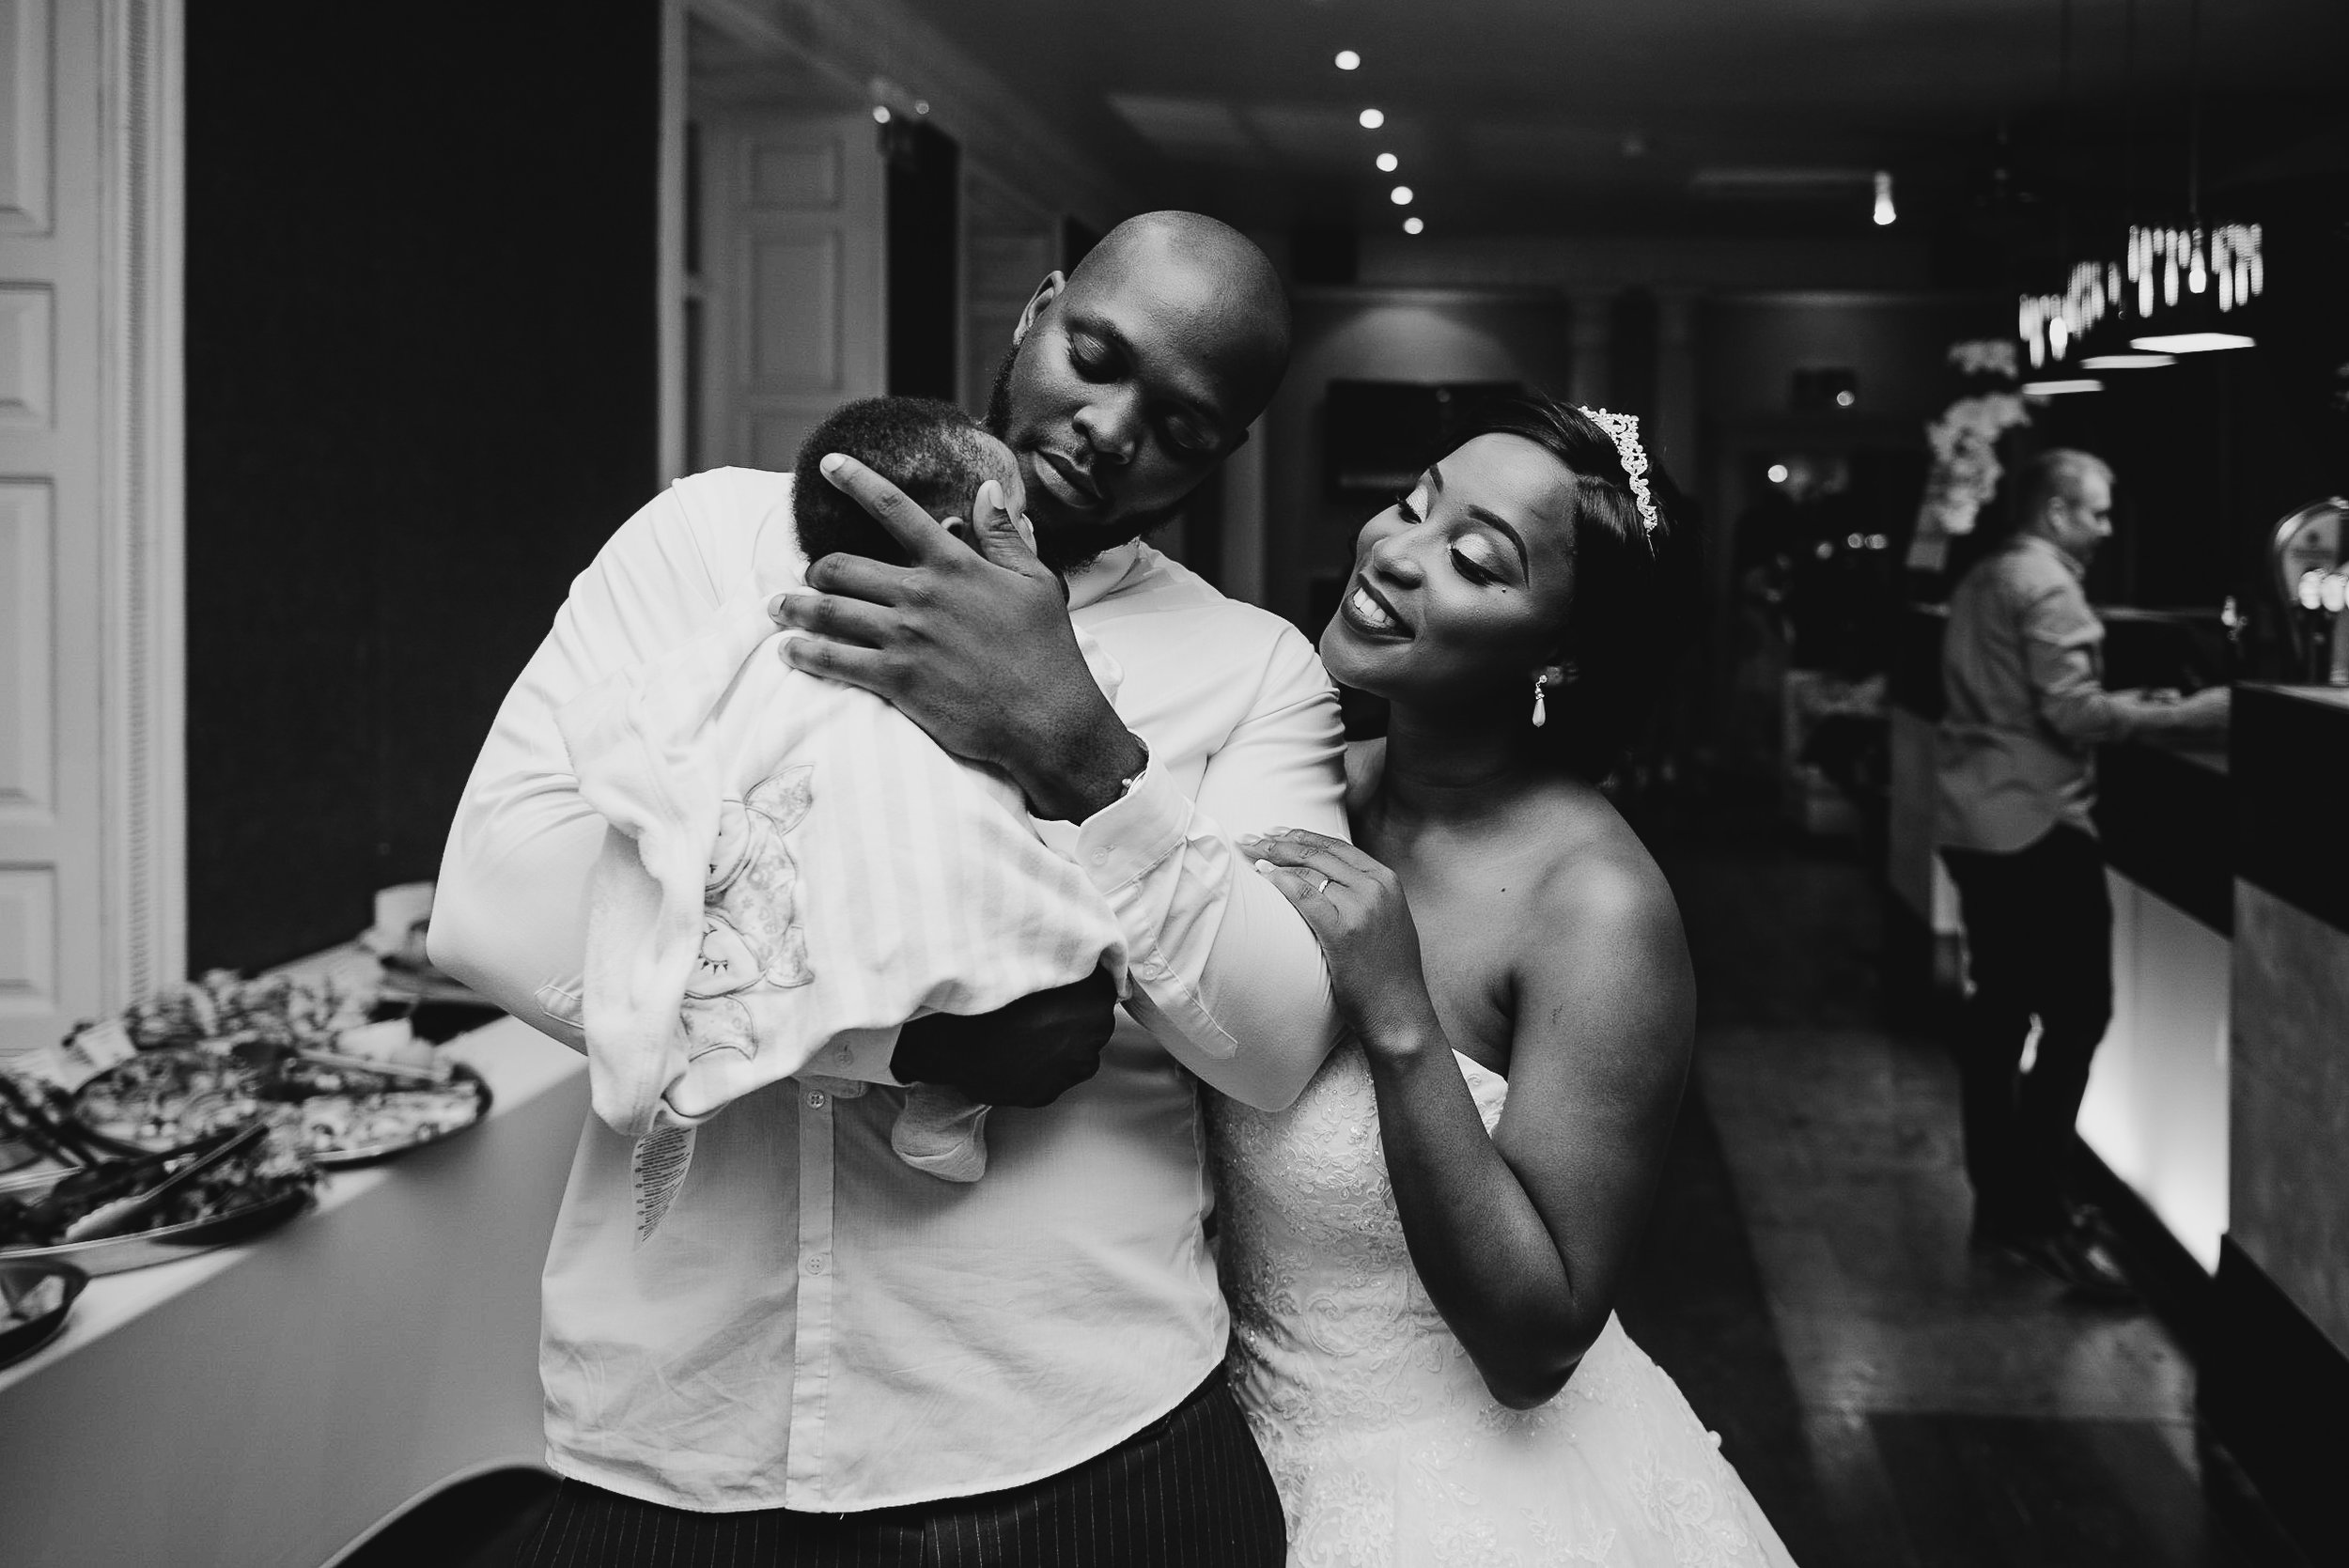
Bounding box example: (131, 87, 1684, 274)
(1334, 49, 1361, 70)
(1872, 171, 1895, 226)
(1767, 463, 1790, 484)
(2077, 352, 2178, 368)
(2129, 332, 2255, 353)
(1359, 108, 1385, 130)
(1834, 389, 1856, 408)
(1390, 185, 1413, 206)
(2020, 378, 2105, 395)
(872, 105, 892, 124)
(1403, 216, 1424, 235)
(1377, 152, 1399, 173)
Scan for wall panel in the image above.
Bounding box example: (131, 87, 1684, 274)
(0, 0, 50, 235)
(0, 479, 52, 820)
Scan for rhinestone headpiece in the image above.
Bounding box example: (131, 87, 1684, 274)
(1580, 406, 1659, 537)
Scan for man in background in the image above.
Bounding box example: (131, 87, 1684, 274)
(1935, 448, 2229, 1298)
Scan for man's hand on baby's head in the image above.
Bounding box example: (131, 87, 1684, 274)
(890, 966, 1119, 1109)
(775, 456, 1135, 819)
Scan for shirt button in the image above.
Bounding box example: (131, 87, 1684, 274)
(805, 1090, 827, 1109)
(803, 1252, 829, 1276)
(1091, 848, 1110, 865)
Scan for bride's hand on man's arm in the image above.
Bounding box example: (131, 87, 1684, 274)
(1238, 829, 1442, 1051)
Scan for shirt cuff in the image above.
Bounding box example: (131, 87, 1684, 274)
(1071, 762, 1190, 892)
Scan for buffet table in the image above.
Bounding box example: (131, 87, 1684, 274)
(0, 1014, 586, 1568)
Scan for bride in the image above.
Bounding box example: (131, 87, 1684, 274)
(1215, 395, 1797, 1566)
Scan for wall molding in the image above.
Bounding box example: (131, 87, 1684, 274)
(96, 0, 183, 1005)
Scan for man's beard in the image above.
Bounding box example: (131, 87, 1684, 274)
(986, 339, 1184, 574)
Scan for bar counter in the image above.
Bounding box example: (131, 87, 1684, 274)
(2205, 685, 2349, 1560)
(1889, 639, 2349, 1556)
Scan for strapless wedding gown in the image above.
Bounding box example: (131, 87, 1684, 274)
(1209, 1045, 1798, 1567)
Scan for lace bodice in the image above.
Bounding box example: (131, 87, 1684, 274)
(1208, 1045, 1798, 1568)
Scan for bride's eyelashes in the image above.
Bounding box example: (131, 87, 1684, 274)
(1392, 489, 1507, 587)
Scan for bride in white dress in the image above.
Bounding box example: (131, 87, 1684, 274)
(1212, 396, 1797, 1567)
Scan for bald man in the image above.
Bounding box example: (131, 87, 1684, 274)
(432, 213, 1334, 1564)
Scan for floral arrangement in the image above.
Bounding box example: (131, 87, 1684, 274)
(1908, 340, 2032, 571)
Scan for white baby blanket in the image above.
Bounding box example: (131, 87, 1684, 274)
(554, 589, 1128, 1234)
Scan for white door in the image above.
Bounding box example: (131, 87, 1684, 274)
(1, 0, 101, 1052)
(0, 0, 183, 1056)
(700, 111, 884, 474)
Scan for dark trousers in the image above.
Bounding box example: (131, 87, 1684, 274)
(1941, 824, 2114, 1237)
(513, 1371, 1285, 1567)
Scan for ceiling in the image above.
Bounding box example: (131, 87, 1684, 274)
(887, 0, 2349, 241)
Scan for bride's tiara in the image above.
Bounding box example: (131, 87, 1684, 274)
(1579, 407, 1660, 538)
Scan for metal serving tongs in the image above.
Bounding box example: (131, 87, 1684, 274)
(58, 1120, 270, 1243)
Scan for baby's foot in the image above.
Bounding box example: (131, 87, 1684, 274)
(892, 1088, 991, 1183)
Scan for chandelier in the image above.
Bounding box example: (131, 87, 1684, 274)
(2015, 0, 2261, 370)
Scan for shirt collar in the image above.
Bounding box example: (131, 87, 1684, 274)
(1063, 540, 1149, 612)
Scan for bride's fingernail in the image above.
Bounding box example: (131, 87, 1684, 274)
(819, 453, 846, 474)
(1252, 859, 1276, 876)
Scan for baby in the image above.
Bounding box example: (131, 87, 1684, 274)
(556, 396, 1127, 1239)
(786, 397, 1124, 1124)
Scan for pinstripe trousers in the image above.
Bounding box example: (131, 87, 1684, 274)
(513, 1372, 1285, 1567)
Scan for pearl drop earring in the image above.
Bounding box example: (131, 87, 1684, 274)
(1531, 673, 1548, 728)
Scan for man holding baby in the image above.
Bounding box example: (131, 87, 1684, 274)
(432, 212, 1337, 1565)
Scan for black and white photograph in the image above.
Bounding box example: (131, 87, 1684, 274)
(1, 1, 2345, 1563)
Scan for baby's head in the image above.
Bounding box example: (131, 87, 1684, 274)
(793, 396, 1024, 569)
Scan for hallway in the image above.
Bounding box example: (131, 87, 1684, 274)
(1619, 793, 2308, 1568)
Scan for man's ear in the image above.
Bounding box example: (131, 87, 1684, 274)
(1012, 272, 1067, 348)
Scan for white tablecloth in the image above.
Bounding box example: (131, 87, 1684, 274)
(0, 1016, 587, 1568)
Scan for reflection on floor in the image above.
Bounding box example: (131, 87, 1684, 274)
(1618, 796, 2308, 1568)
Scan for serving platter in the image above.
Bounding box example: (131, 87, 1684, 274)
(298, 1063, 493, 1169)
(0, 1187, 313, 1277)
(0, 1259, 87, 1368)
(70, 1048, 491, 1169)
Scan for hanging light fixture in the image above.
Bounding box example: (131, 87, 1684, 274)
(2015, 0, 2262, 366)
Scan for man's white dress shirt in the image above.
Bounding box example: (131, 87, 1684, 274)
(429, 466, 1346, 1513)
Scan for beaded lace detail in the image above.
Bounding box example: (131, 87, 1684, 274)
(1209, 1046, 1797, 1567)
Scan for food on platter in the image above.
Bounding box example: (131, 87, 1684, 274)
(265, 1056, 490, 1163)
(70, 1049, 267, 1150)
(120, 969, 376, 1054)
(0, 1260, 86, 1365)
(68, 1047, 490, 1168)
(2, 1269, 67, 1327)
(0, 1123, 318, 1254)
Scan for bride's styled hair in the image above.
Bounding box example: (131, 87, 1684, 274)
(1446, 393, 1685, 783)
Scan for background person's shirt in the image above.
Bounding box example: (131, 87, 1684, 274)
(429, 467, 1347, 1513)
(1936, 533, 2136, 854)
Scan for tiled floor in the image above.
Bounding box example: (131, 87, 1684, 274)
(1617, 793, 2310, 1568)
